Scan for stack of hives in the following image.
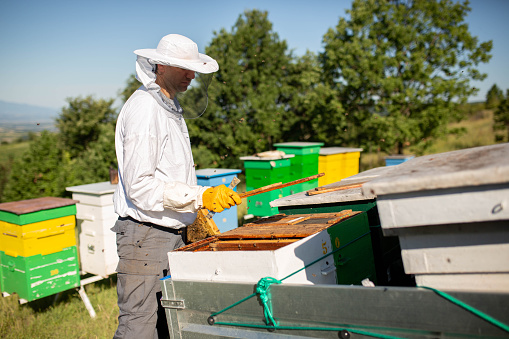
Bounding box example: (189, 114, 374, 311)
(274, 142, 324, 194)
(0, 197, 80, 303)
(66, 182, 119, 278)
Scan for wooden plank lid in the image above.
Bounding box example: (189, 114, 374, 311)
(0, 197, 79, 215)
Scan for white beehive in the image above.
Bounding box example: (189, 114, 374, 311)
(169, 211, 376, 286)
(362, 144, 509, 292)
(66, 182, 118, 277)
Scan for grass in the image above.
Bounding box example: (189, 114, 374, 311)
(0, 106, 500, 338)
(427, 109, 495, 154)
(0, 277, 118, 338)
(0, 141, 29, 164)
(359, 109, 497, 171)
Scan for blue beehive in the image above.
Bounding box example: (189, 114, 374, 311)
(196, 168, 242, 232)
(385, 155, 414, 166)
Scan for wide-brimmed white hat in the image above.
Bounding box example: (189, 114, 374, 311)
(134, 34, 218, 74)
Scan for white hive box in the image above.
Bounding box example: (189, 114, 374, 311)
(362, 144, 509, 292)
(66, 182, 118, 277)
(169, 211, 376, 286)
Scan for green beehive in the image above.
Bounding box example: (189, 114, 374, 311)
(325, 212, 376, 284)
(273, 142, 324, 194)
(0, 259, 3, 293)
(0, 197, 80, 302)
(0, 197, 77, 226)
(271, 166, 408, 286)
(0, 246, 80, 302)
(240, 155, 294, 217)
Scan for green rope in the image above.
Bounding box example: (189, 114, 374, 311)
(210, 231, 370, 319)
(255, 277, 281, 326)
(207, 231, 406, 338)
(206, 226, 509, 338)
(418, 285, 509, 334)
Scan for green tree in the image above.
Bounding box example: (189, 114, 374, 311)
(2, 131, 73, 201)
(56, 96, 117, 158)
(120, 74, 140, 103)
(3, 97, 118, 202)
(69, 123, 117, 186)
(321, 0, 492, 154)
(494, 89, 509, 142)
(186, 9, 298, 169)
(283, 52, 347, 145)
(486, 83, 504, 109)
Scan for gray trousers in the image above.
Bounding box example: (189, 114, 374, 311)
(111, 217, 186, 339)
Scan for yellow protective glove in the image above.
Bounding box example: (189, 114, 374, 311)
(202, 185, 242, 213)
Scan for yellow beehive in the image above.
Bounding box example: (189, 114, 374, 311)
(319, 147, 363, 186)
(0, 215, 76, 257)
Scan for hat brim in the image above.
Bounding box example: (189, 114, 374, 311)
(134, 49, 219, 74)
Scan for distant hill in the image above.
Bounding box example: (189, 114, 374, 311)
(0, 100, 58, 124)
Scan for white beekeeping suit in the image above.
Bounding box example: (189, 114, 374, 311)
(113, 34, 218, 229)
(111, 34, 240, 339)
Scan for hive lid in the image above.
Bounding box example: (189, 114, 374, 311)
(362, 144, 509, 196)
(273, 142, 324, 148)
(195, 168, 242, 178)
(66, 181, 116, 194)
(240, 154, 294, 161)
(0, 197, 79, 215)
(271, 166, 396, 208)
(319, 147, 363, 155)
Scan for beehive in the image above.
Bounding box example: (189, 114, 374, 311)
(196, 168, 242, 232)
(0, 215, 76, 257)
(169, 211, 376, 286)
(0, 246, 80, 302)
(241, 155, 294, 217)
(0, 197, 80, 301)
(66, 182, 118, 278)
(363, 144, 509, 292)
(318, 147, 363, 186)
(273, 142, 324, 194)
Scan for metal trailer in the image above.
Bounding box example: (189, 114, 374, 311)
(161, 144, 509, 338)
(161, 278, 509, 338)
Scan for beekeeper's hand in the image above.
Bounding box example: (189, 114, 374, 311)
(202, 185, 242, 213)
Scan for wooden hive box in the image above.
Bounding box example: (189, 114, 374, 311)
(66, 182, 118, 278)
(0, 197, 80, 302)
(169, 210, 376, 285)
(0, 197, 78, 258)
(0, 246, 80, 302)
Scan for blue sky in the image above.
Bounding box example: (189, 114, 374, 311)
(0, 0, 507, 110)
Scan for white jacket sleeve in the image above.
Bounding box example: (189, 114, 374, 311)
(120, 97, 206, 214)
(163, 181, 209, 212)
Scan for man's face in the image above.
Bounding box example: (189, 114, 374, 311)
(158, 65, 196, 99)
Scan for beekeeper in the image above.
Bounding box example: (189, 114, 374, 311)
(111, 34, 242, 339)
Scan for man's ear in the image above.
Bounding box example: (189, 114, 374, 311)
(156, 64, 167, 75)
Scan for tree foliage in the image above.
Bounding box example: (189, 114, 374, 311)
(493, 89, 509, 142)
(3, 97, 117, 202)
(3, 131, 72, 201)
(486, 83, 504, 109)
(2, 4, 496, 202)
(56, 96, 117, 158)
(282, 52, 348, 145)
(185, 10, 304, 169)
(321, 0, 492, 154)
(120, 74, 140, 103)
